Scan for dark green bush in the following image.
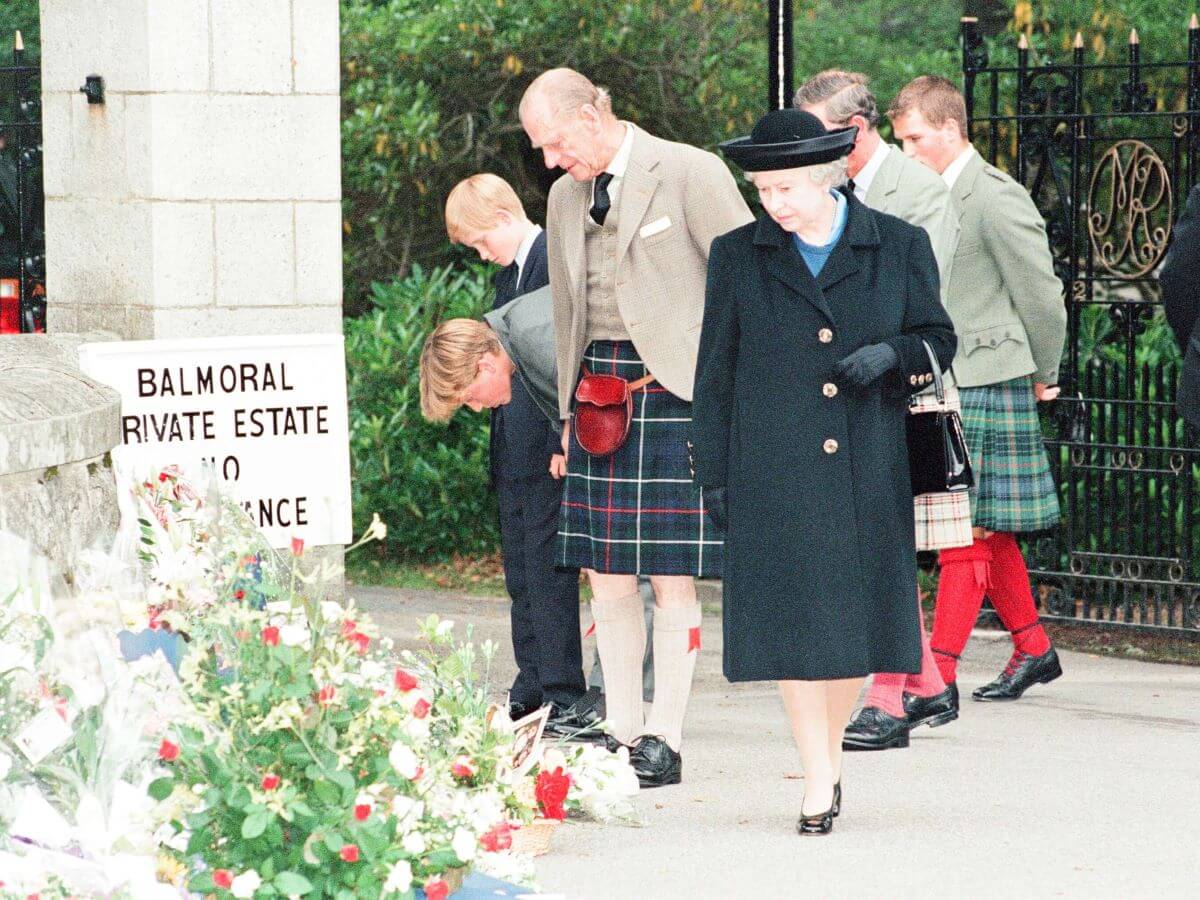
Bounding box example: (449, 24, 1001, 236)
(345, 264, 499, 559)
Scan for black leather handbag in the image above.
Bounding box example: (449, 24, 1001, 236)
(906, 341, 974, 497)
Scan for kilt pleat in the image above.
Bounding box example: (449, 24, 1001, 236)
(959, 376, 1060, 534)
(910, 387, 974, 550)
(558, 341, 723, 576)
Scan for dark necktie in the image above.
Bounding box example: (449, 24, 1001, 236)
(846, 177, 857, 195)
(590, 172, 615, 225)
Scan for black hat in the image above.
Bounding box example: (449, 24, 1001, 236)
(719, 108, 857, 172)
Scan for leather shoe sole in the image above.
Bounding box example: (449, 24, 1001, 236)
(842, 728, 910, 751)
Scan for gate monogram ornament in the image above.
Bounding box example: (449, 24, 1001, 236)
(1087, 140, 1173, 279)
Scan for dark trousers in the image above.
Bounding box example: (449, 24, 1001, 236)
(497, 472, 585, 709)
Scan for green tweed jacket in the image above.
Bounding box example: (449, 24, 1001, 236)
(945, 151, 1067, 388)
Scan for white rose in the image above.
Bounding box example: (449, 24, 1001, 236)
(402, 831, 426, 855)
(230, 869, 262, 899)
(388, 742, 420, 780)
(278, 623, 310, 647)
(451, 827, 477, 863)
(383, 859, 412, 895)
(540, 748, 568, 773)
(320, 600, 345, 621)
(405, 716, 430, 741)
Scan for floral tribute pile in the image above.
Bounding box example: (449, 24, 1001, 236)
(0, 470, 639, 899)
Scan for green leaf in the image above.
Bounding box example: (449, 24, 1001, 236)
(313, 780, 340, 805)
(323, 830, 345, 853)
(290, 801, 316, 818)
(148, 776, 175, 801)
(275, 872, 314, 895)
(242, 809, 270, 840)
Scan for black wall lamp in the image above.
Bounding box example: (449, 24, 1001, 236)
(79, 75, 105, 105)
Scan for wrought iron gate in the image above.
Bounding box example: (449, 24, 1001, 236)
(961, 17, 1200, 633)
(0, 31, 43, 334)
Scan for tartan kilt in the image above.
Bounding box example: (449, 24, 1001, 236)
(558, 340, 723, 576)
(910, 387, 974, 551)
(959, 376, 1060, 534)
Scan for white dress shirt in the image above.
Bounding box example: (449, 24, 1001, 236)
(852, 139, 891, 203)
(941, 145, 977, 189)
(514, 224, 543, 286)
(590, 123, 635, 212)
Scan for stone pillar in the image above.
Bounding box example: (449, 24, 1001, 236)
(37, 1, 347, 591)
(39, 0, 342, 339)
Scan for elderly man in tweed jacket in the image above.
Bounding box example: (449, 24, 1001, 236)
(796, 70, 968, 752)
(891, 75, 1067, 704)
(520, 68, 753, 787)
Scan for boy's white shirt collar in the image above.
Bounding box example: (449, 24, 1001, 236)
(514, 224, 542, 283)
(941, 144, 977, 188)
(852, 139, 890, 202)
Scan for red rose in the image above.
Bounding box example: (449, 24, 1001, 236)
(413, 766, 425, 781)
(234, 589, 245, 600)
(339, 844, 360, 863)
(424, 879, 449, 900)
(354, 803, 371, 821)
(451, 755, 476, 779)
(158, 738, 180, 762)
(350, 632, 370, 655)
(394, 668, 418, 692)
(341, 619, 357, 638)
(535, 766, 572, 821)
(412, 698, 431, 719)
(158, 472, 168, 482)
(261, 773, 280, 791)
(480, 822, 513, 853)
(291, 537, 304, 557)
(261, 626, 280, 647)
(318, 684, 336, 706)
(212, 869, 234, 889)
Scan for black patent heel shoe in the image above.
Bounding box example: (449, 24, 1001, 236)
(832, 781, 842, 817)
(797, 791, 835, 836)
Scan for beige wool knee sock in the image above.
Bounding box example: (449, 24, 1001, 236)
(591, 592, 647, 744)
(641, 603, 702, 751)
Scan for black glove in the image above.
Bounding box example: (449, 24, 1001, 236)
(702, 486, 728, 531)
(832, 343, 899, 389)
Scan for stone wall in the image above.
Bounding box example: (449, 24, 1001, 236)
(0, 334, 121, 591)
(39, 0, 343, 339)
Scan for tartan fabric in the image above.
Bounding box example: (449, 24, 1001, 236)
(559, 341, 722, 576)
(959, 376, 1060, 533)
(910, 387, 973, 550)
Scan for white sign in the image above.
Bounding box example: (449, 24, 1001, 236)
(79, 334, 352, 548)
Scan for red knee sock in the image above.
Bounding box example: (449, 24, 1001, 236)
(930, 539, 993, 684)
(866, 591, 943, 716)
(905, 600, 947, 698)
(984, 531, 1051, 657)
(864, 673, 906, 718)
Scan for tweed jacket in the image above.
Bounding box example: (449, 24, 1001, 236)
(944, 151, 1067, 388)
(864, 145, 959, 301)
(545, 124, 753, 417)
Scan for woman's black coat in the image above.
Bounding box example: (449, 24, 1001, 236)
(692, 191, 957, 682)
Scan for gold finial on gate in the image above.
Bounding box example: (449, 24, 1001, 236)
(1074, 31, 1085, 48)
(13, 30, 22, 51)
(1018, 32, 1029, 49)
(1129, 27, 1140, 44)
(960, 16, 979, 23)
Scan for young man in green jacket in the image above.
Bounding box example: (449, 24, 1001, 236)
(890, 76, 1067, 703)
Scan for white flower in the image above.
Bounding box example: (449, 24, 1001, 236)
(0, 751, 11, 780)
(402, 831, 426, 855)
(278, 623, 310, 648)
(452, 826, 477, 863)
(383, 859, 412, 894)
(405, 716, 430, 741)
(367, 513, 388, 542)
(320, 600, 345, 621)
(434, 619, 455, 638)
(540, 747, 568, 773)
(230, 869, 262, 898)
(389, 741, 420, 779)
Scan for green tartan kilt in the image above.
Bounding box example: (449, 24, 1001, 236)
(959, 376, 1060, 534)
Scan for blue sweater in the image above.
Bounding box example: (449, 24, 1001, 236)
(791, 190, 848, 277)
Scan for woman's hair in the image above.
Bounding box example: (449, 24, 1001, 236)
(887, 75, 969, 138)
(444, 173, 526, 244)
(419, 318, 502, 421)
(748, 157, 849, 190)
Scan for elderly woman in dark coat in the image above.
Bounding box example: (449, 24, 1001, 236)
(692, 109, 956, 835)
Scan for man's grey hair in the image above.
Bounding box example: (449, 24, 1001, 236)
(520, 68, 614, 125)
(793, 70, 880, 130)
